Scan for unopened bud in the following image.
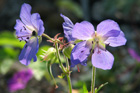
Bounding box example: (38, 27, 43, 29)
(40, 47, 56, 61)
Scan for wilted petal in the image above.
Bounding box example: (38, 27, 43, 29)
(20, 3, 32, 26)
(104, 31, 127, 47)
(31, 13, 44, 36)
(92, 48, 114, 70)
(97, 19, 121, 36)
(19, 37, 39, 65)
(14, 19, 32, 41)
(71, 41, 91, 67)
(60, 14, 75, 41)
(72, 21, 95, 40)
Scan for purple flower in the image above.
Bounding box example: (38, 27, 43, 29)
(60, 14, 76, 42)
(71, 20, 127, 70)
(14, 3, 44, 65)
(8, 69, 33, 92)
(128, 48, 140, 62)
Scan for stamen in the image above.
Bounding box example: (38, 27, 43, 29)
(97, 44, 101, 54)
(92, 49, 94, 53)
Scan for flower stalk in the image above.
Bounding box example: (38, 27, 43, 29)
(54, 42, 66, 72)
(42, 33, 54, 42)
(66, 74, 72, 93)
(91, 66, 96, 93)
(55, 42, 72, 93)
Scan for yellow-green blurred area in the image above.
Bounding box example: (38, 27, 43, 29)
(0, 0, 140, 93)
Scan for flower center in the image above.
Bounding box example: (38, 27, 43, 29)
(90, 31, 106, 53)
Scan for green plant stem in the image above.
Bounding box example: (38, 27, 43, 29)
(62, 52, 69, 69)
(55, 42, 72, 93)
(66, 74, 72, 93)
(49, 64, 58, 88)
(42, 33, 64, 45)
(54, 42, 66, 72)
(91, 66, 96, 93)
(42, 33, 54, 42)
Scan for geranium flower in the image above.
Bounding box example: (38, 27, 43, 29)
(71, 20, 127, 70)
(8, 69, 33, 92)
(60, 14, 76, 42)
(14, 3, 44, 65)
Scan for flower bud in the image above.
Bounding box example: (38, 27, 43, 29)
(40, 47, 56, 61)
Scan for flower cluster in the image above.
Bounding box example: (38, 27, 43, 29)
(7, 69, 33, 92)
(61, 14, 127, 70)
(15, 4, 127, 71)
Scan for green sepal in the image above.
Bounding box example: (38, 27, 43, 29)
(63, 44, 74, 59)
(38, 36, 42, 44)
(74, 39, 83, 44)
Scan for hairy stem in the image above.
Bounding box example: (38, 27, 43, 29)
(66, 74, 72, 93)
(42, 33, 54, 41)
(91, 66, 96, 93)
(42, 33, 64, 45)
(54, 42, 66, 72)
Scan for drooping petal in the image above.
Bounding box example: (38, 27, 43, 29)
(19, 37, 39, 65)
(14, 19, 32, 41)
(20, 3, 32, 26)
(72, 21, 95, 40)
(97, 19, 121, 36)
(104, 31, 127, 47)
(60, 14, 75, 42)
(92, 48, 114, 70)
(71, 41, 91, 67)
(31, 13, 44, 36)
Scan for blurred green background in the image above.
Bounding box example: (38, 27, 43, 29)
(0, 0, 140, 93)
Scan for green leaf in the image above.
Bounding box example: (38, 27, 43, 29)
(82, 83, 88, 93)
(0, 59, 14, 75)
(0, 31, 25, 48)
(95, 82, 108, 93)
